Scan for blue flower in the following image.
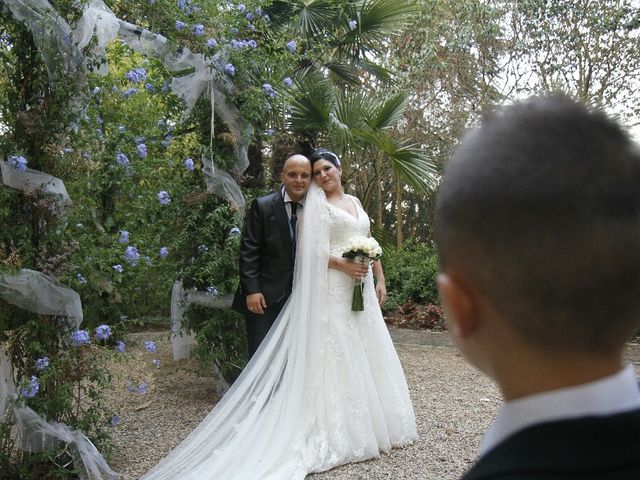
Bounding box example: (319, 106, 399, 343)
(229, 226, 241, 236)
(92, 86, 101, 95)
(245, 12, 254, 21)
(21, 376, 40, 398)
(144, 340, 157, 353)
(193, 24, 205, 36)
(263, 14, 270, 22)
(206, 38, 217, 48)
(127, 381, 148, 394)
(207, 286, 218, 295)
(230, 40, 244, 50)
(118, 125, 126, 132)
(283, 77, 293, 87)
(70, 330, 91, 346)
(224, 63, 236, 76)
(247, 39, 257, 48)
(161, 134, 173, 148)
(7, 155, 27, 172)
(177, 0, 187, 9)
(145, 83, 154, 92)
(184, 157, 195, 171)
(157, 190, 171, 206)
(148, 0, 155, 4)
(95, 324, 111, 341)
(262, 83, 276, 98)
(126, 68, 147, 83)
(255, 7, 262, 16)
(265, 128, 275, 137)
(116, 152, 129, 166)
(230, 27, 239, 34)
(137, 143, 148, 158)
(35, 357, 49, 370)
(348, 19, 357, 30)
(115, 340, 126, 353)
(111, 86, 119, 92)
(122, 88, 139, 98)
(77, 273, 87, 284)
(236, 3, 246, 12)
(124, 246, 141, 266)
(159, 247, 169, 258)
(286, 40, 297, 52)
(175, 20, 187, 31)
(119, 230, 130, 244)
(110, 415, 121, 425)
(197, 244, 208, 253)
(112, 264, 124, 273)
(152, 359, 161, 368)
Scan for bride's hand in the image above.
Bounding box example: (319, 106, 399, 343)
(375, 281, 387, 306)
(331, 257, 368, 279)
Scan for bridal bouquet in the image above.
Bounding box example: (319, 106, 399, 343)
(342, 236, 383, 311)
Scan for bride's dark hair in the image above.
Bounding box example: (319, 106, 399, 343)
(309, 148, 341, 167)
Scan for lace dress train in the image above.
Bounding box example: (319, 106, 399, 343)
(141, 183, 417, 480)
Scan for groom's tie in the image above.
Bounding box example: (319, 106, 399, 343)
(290, 201, 298, 260)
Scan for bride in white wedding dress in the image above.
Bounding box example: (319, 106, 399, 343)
(141, 150, 417, 479)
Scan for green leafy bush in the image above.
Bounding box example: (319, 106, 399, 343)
(382, 240, 440, 311)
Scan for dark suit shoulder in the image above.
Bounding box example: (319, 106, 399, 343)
(462, 409, 640, 480)
(254, 190, 283, 208)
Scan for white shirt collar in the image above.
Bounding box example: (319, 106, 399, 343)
(281, 187, 304, 206)
(480, 365, 640, 456)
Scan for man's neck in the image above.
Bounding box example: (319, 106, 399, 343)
(495, 348, 624, 401)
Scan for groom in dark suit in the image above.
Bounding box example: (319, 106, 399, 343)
(435, 95, 640, 479)
(232, 154, 312, 358)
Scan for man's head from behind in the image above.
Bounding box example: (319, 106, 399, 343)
(281, 154, 311, 202)
(435, 95, 640, 374)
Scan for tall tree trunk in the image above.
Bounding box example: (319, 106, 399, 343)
(375, 156, 383, 226)
(395, 176, 404, 249)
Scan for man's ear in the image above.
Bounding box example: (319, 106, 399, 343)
(437, 272, 478, 339)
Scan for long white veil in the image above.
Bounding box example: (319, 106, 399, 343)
(141, 181, 330, 479)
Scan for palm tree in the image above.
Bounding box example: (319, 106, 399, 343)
(264, 0, 436, 247)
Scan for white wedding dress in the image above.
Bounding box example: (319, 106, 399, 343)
(141, 182, 417, 479)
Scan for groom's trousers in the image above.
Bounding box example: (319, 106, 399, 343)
(244, 295, 288, 359)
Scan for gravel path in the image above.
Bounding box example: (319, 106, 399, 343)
(106, 329, 640, 480)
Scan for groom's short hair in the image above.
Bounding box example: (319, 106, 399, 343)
(435, 94, 640, 354)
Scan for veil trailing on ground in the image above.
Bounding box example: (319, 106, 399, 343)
(141, 181, 330, 480)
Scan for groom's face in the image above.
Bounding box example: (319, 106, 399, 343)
(281, 155, 312, 202)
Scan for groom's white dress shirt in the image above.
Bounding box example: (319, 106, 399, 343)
(480, 364, 640, 456)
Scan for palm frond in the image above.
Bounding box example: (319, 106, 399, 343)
(288, 75, 335, 134)
(296, 0, 342, 38)
(339, 0, 419, 59)
(356, 59, 392, 82)
(365, 91, 408, 130)
(357, 130, 439, 193)
(325, 61, 361, 85)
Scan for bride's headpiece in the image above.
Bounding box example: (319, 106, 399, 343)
(310, 148, 341, 167)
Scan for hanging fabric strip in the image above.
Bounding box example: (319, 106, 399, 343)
(0, 347, 120, 480)
(72, 0, 120, 76)
(1, 161, 71, 203)
(0, 269, 82, 327)
(4, 0, 88, 91)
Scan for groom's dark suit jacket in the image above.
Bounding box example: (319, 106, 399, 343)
(462, 408, 640, 480)
(232, 190, 294, 314)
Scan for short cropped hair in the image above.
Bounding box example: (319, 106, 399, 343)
(435, 94, 640, 354)
(309, 148, 341, 168)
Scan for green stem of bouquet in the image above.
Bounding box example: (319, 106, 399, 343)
(351, 282, 364, 311)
